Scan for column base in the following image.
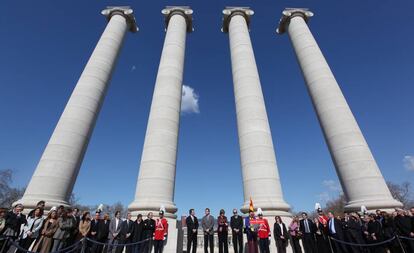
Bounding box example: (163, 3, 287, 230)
(128, 200, 178, 219)
(344, 197, 403, 212)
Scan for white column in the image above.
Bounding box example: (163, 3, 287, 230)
(277, 8, 402, 211)
(129, 7, 192, 253)
(222, 7, 291, 217)
(17, 7, 137, 210)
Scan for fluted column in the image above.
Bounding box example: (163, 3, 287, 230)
(129, 6, 193, 218)
(277, 8, 402, 211)
(222, 7, 290, 216)
(17, 6, 137, 210)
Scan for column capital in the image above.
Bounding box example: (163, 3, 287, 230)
(101, 6, 138, 33)
(222, 7, 254, 33)
(276, 8, 313, 34)
(162, 6, 193, 33)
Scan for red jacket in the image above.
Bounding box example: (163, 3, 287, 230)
(154, 218, 168, 240)
(257, 218, 270, 239)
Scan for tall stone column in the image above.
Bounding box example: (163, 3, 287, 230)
(17, 7, 137, 210)
(129, 6, 193, 217)
(222, 7, 290, 216)
(277, 8, 402, 211)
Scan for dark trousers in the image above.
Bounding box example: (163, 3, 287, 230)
(330, 234, 346, 253)
(187, 233, 197, 253)
(204, 234, 214, 253)
(275, 239, 287, 253)
(232, 232, 243, 253)
(18, 237, 35, 252)
(125, 238, 134, 253)
(247, 237, 259, 253)
(290, 236, 302, 253)
(218, 232, 228, 253)
(258, 238, 269, 253)
(302, 233, 315, 253)
(133, 243, 142, 253)
(153, 240, 164, 253)
(142, 239, 153, 253)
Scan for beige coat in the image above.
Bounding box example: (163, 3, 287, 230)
(32, 219, 59, 253)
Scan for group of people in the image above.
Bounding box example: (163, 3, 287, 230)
(184, 207, 414, 253)
(0, 201, 169, 253)
(287, 207, 414, 253)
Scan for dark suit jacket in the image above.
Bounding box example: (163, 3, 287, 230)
(186, 216, 199, 236)
(395, 215, 412, 236)
(98, 219, 110, 241)
(120, 219, 135, 241)
(230, 215, 243, 232)
(4, 211, 27, 238)
(328, 218, 344, 238)
(273, 223, 288, 240)
(90, 219, 100, 239)
(299, 219, 315, 234)
(142, 218, 155, 239)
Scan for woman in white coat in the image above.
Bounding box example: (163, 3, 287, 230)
(18, 207, 44, 252)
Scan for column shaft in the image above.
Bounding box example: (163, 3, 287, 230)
(129, 14, 188, 217)
(285, 14, 402, 210)
(227, 13, 290, 215)
(18, 12, 133, 210)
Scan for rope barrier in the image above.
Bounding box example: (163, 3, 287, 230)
(86, 237, 151, 247)
(7, 238, 83, 253)
(398, 235, 414, 241)
(329, 236, 396, 247)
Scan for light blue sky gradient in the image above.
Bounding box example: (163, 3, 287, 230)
(0, 0, 413, 217)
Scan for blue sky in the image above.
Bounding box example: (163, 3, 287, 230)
(1, 0, 413, 217)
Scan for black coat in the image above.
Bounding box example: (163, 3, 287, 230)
(132, 221, 144, 242)
(328, 218, 344, 239)
(4, 211, 27, 238)
(142, 219, 155, 239)
(90, 219, 100, 239)
(230, 215, 243, 232)
(273, 223, 288, 239)
(98, 219, 110, 241)
(120, 219, 135, 241)
(394, 215, 412, 236)
(186, 216, 199, 236)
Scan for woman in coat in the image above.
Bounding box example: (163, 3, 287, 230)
(217, 209, 229, 253)
(32, 210, 59, 253)
(18, 207, 44, 252)
(273, 216, 288, 253)
(52, 210, 74, 252)
(288, 216, 302, 253)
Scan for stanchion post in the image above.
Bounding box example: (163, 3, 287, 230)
(327, 236, 334, 253)
(0, 238, 9, 253)
(396, 236, 407, 253)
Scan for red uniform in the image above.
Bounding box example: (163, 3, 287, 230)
(154, 218, 168, 240)
(256, 218, 270, 239)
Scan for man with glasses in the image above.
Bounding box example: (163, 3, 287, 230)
(230, 209, 243, 253)
(201, 208, 214, 253)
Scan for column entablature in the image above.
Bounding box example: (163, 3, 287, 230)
(101, 6, 138, 33)
(276, 8, 313, 34)
(222, 7, 254, 33)
(162, 6, 193, 33)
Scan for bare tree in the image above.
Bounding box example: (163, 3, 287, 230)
(0, 169, 25, 208)
(387, 181, 414, 208)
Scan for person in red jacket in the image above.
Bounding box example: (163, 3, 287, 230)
(256, 209, 270, 253)
(153, 210, 168, 253)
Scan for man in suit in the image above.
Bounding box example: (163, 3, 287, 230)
(123, 213, 135, 253)
(186, 209, 199, 253)
(90, 211, 101, 253)
(327, 212, 347, 253)
(299, 212, 316, 253)
(108, 211, 123, 253)
(230, 209, 243, 253)
(99, 213, 111, 253)
(142, 212, 156, 253)
(394, 209, 414, 252)
(201, 208, 214, 253)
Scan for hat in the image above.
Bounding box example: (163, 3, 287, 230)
(257, 208, 263, 216)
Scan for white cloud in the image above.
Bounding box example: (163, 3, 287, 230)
(181, 85, 200, 114)
(403, 155, 414, 171)
(322, 179, 342, 192)
(131, 65, 137, 72)
(316, 192, 330, 202)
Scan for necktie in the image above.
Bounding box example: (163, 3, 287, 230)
(305, 219, 310, 233)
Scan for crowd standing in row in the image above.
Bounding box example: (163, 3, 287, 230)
(185, 206, 414, 253)
(0, 201, 169, 253)
(1, 201, 414, 253)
